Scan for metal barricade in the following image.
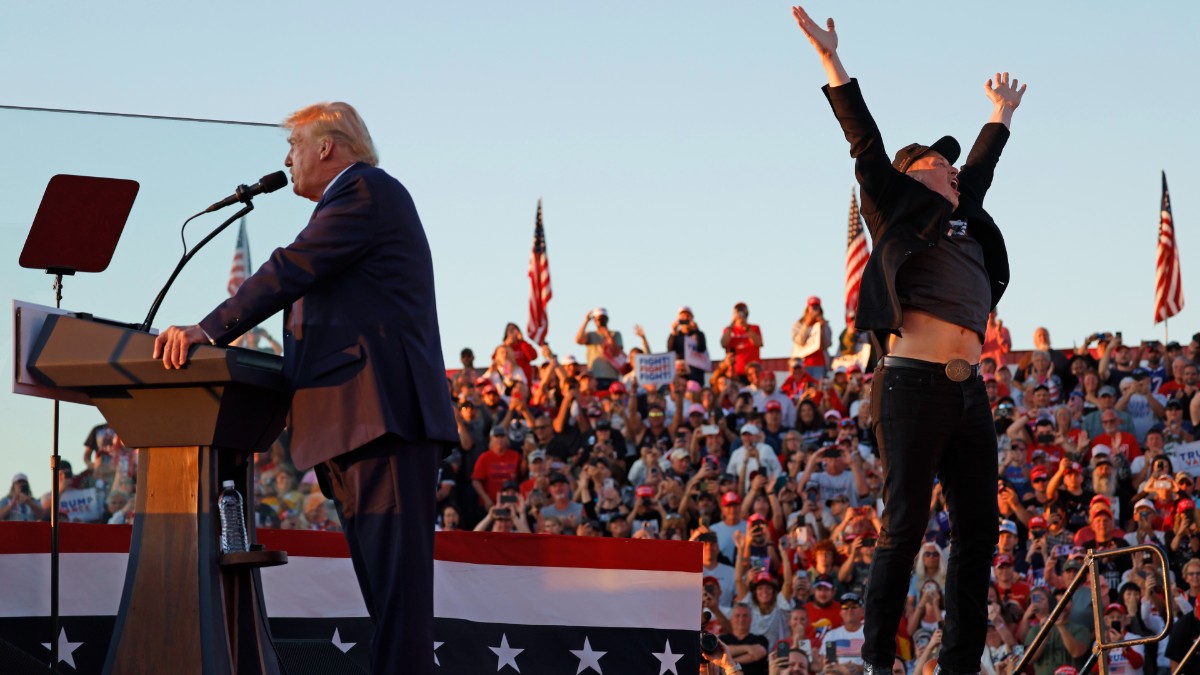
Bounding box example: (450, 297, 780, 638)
(1012, 544, 1175, 675)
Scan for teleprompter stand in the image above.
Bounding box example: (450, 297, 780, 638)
(18, 174, 138, 673)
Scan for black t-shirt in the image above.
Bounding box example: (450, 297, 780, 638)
(1166, 610, 1200, 674)
(720, 633, 770, 675)
(547, 427, 585, 462)
(895, 226, 990, 341)
(1052, 488, 1095, 531)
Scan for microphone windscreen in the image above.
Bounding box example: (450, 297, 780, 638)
(259, 171, 288, 193)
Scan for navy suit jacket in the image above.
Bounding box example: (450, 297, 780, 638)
(199, 162, 458, 470)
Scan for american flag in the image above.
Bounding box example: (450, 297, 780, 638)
(1155, 171, 1184, 323)
(527, 199, 552, 345)
(228, 217, 251, 296)
(844, 188, 869, 324)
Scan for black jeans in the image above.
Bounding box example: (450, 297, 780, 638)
(863, 358, 998, 673)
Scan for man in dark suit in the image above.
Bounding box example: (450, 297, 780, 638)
(154, 101, 457, 674)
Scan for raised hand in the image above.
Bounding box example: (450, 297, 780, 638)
(791, 6, 838, 56)
(986, 72, 1026, 110)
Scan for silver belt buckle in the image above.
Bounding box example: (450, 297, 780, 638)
(945, 359, 972, 382)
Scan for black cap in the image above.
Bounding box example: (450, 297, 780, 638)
(489, 425, 507, 437)
(595, 419, 612, 430)
(549, 472, 570, 485)
(892, 136, 961, 173)
(501, 480, 520, 491)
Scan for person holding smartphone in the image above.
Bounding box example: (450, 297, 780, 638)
(792, 7, 1027, 674)
(0, 473, 46, 522)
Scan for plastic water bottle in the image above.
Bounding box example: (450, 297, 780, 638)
(218, 480, 248, 554)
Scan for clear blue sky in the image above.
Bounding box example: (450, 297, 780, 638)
(2, 3, 1198, 490)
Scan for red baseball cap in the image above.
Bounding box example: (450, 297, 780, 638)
(1104, 603, 1125, 615)
(703, 575, 721, 589)
(721, 491, 741, 506)
(747, 513, 768, 525)
(993, 554, 1015, 567)
(609, 381, 627, 395)
(1055, 668, 1078, 675)
(806, 296, 822, 307)
(765, 400, 783, 412)
(1030, 466, 1049, 481)
(1177, 498, 1196, 514)
(635, 485, 656, 499)
(1028, 516, 1047, 529)
(751, 571, 776, 588)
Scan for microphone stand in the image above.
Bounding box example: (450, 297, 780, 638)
(140, 202, 254, 332)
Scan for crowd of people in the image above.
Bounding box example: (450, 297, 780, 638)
(6, 302, 1200, 675)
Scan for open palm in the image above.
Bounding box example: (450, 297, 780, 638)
(986, 72, 1026, 110)
(792, 6, 838, 56)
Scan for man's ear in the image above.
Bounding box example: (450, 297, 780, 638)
(318, 137, 333, 160)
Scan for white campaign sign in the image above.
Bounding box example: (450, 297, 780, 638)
(635, 352, 676, 389)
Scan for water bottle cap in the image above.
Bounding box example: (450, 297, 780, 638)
(222, 480, 235, 488)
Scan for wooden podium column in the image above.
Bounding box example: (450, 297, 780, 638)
(103, 446, 284, 675)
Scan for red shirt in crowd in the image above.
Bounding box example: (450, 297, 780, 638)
(724, 324, 763, 376)
(997, 580, 1032, 608)
(472, 449, 521, 505)
(806, 601, 843, 639)
(1091, 433, 1141, 461)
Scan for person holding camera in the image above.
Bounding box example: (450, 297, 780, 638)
(792, 296, 832, 381)
(721, 302, 764, 385)
(0, 473, 46, 522)
(669, 306, 712, 384)
(1020, 588, 1088, 675)
(1100, 603, 1146, 675)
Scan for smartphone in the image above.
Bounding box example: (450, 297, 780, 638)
(700, 424, 719, 437)
(775, 641, 791, 660)
(699, 481, 710, 493)
(493, 507, 511, 518)
(499, 494, 517, 505)
(796, 528, 810, 546)
(603, 478, 615, 490)
(780, 535, 791, 549)
(1053, 545, 1071, 558)
(825, 640, 837, 664)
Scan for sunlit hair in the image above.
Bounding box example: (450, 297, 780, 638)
(283, 102, 379, 166)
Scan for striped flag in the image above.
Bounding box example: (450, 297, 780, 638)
(1155, 171, 1184, 323)
(0, 523, 701, 675)
(844, 188, 869, 324)
(228, 217, 251, 296)
(527, 199, 552, 345)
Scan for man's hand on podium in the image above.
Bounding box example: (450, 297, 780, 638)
(153, 324, 208, 369)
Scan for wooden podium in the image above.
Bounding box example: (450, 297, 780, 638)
(20, 309, 290, 675)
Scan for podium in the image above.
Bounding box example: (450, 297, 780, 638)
(19, 307, 290, 675)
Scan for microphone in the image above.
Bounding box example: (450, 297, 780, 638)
(203, 171, 288, 213)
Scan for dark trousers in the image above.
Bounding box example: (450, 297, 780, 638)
(315, 435, 441, 675)
(863, 359, 998, 673)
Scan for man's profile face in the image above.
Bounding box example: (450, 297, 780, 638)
(285, 124, 327, 201)
(904, 151, 959, 209)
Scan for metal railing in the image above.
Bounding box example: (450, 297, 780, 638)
(1012, 544, 1180, 675)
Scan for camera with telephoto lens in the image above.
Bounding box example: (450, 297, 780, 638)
(699, 631, 721, 655)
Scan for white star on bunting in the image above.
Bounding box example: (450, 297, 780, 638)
(434, 641, 444, 666)
(331, 627, 355, 654)
(41, 627, 83, 670)
(651, 639, 683, 675)
(569, 636, 607, 674)
(489, 633, 524, 672)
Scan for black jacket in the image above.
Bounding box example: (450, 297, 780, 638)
(823, 79, 1011, 345)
